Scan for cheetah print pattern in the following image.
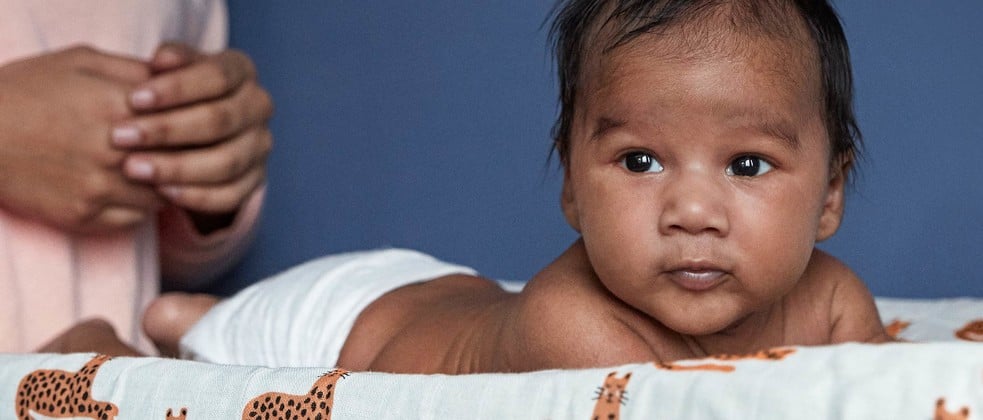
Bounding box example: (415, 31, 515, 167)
(591, 371, 631, 420)
(655, 347, 796, 372)
(884, 319, 911, 339)
(955, 319, 983, 342)
(15, 354, 118, 420)
(935, 398, 971, 420)
(166, 407, 188, 419)
(241, 369, 349, 420)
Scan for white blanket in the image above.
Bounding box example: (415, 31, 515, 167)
(0, 297, 980, 420)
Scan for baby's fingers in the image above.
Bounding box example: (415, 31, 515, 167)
(129, 48, 256, 111)
(158, 167, 266, 214)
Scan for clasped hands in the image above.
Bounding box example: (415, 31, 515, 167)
(0, 43, 273, 234)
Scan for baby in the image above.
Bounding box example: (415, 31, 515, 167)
(87, 0, 892, 373)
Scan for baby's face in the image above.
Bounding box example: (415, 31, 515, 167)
(561, 30, 846, 336)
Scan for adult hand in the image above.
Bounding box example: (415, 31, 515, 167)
(0, 46, 163, 233)
(112, 43, 273, 228)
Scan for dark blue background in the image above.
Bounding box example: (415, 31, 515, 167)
(213, 2, 982, 298)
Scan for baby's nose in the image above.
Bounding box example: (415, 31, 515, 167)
(657, 171, 729, 237)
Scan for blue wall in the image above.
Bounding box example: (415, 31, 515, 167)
(215, 1, 982, 298)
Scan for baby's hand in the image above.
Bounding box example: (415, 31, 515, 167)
(112, 43, 273, 230)
(0, 46, 163, 233)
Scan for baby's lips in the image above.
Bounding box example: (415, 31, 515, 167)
(665, 269, 728, 292)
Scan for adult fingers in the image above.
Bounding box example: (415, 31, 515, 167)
(0, 171, 159, 234)
(148, 42, 201, 73)
(121, 127, 273, 184)
(129, 49, 256, 111)
(74, 206, 151, 234)
(66, 177, 164, 225)
(100, 179, 166, 210)
(64, 45, 151, 84)
(112, 81, 272, 148)
(158, 166, 266, 214)
(57, 183, 162, 234)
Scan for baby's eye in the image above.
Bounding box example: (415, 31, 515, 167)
(726, 155, 773, 177)
(621, 152, 664, 173)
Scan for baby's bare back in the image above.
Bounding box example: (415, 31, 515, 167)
(339, 273, 517, 374)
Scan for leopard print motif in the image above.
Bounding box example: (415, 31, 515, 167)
(241, 369, 349, 420)
(884, 319, 911, 339)
(955, 319, 983, 342)
(591, 371, 631, 420)
(655, 347, 796, 372)
(708, 347, 796, 361)
(15, 354, 119, 420)
(935, 398, 970, 420)
(166, 407, 188, 420)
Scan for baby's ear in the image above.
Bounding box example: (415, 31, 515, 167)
(816, 153, 853, 241)
(561, 168, 582, 233)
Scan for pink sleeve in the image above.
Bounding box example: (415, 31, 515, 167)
(157, 185, 264, 290)
(193, 0, 229, 53)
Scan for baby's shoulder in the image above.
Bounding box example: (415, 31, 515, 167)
(795, 249, 866, 297)
(508, 268, 660, 370)
(785, 249, 886, 342)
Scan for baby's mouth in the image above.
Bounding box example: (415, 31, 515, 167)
(665, 267, 728, 292)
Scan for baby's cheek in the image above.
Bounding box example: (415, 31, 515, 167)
(753, 193, 822, 256)
(747, 234, 814, 296)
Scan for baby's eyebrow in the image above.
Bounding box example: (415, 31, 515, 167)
(590, 117, 627, 141)
(588, 109, 803, 150)
(726, 108, 802, 151)
(746, 118, 801, 151)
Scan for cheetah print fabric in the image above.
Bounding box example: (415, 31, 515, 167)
(165, 407, 187, 419)
(9, 355, 351, 420)
(242, 369, 348, 420)
(0, 296, 980, 420)
(15, 354, 118, 420)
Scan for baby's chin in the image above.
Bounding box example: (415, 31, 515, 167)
(666, 322, 741, 338)
(650, 307, 758, 338)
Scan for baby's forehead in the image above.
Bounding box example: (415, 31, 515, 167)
(579, 1, 820, 93)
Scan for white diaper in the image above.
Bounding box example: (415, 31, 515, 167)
(179, 248, 478, 368)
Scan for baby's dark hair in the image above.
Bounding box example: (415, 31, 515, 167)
(548, 0, 862, 172)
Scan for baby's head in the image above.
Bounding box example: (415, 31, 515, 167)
(549, 0, 862, 335)
(549, 0, 861, 172)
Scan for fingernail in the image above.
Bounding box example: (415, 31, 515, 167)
(112, 126, 142, 147)
(157, 49, 184, 67)
(161, 186, 182, 199)
(125, 159, 155, 180)
(130, 88, 156, 109)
